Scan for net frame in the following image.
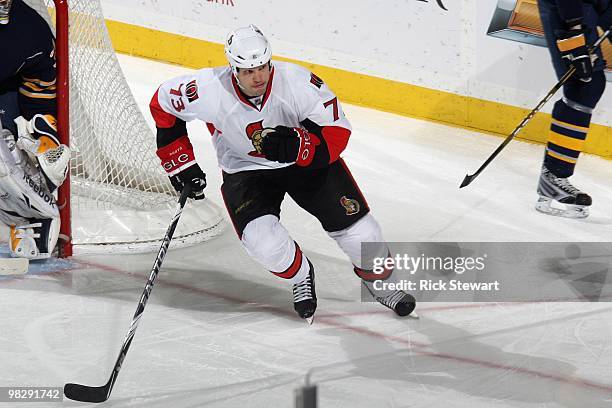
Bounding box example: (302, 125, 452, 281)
(25, 0, 223, 256)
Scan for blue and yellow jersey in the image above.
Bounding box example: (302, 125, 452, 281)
(0, 0, 56, 121)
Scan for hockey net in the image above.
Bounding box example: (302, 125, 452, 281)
(25, 0, 224, 255)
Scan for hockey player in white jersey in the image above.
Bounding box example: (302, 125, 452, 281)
(150, 25, 416, 322)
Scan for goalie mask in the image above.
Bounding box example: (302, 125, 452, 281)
(224, 24, 272, 76)
(0, 0, 13, 25)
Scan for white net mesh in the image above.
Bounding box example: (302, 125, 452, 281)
(24, 0, 224, 253)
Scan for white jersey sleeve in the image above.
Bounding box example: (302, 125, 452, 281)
(279, 64, 352, 165)
(152, 69, 218, 125)
(289, 66, 352, 132)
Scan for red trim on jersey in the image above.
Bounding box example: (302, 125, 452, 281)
(231, 66, 275, 112)
(206, 122, 216, 136)
(321, 126, 351, 163)
(260, 67, 275, 109)
(231, 77, 250, 108)
(150, 88, 177, 128)
(220, 183, 242, 238)
(338, 158, 370, 210)
(271, 242, 303, 279)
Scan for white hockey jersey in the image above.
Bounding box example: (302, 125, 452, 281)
(151, 61, 352, 174)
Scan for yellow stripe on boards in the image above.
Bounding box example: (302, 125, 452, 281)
(104, 19, 612, 159)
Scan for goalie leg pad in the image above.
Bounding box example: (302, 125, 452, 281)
(10, 217, 60, 260)
(10, 225, 39, 259)
(241, 214, 310, 284)
(0, 131, 59, 220)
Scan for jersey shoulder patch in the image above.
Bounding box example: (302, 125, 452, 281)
(309, 72, 324, 89)
(277, 62, 326, 91)
(160, 69, 222, 116)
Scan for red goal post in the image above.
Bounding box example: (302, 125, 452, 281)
(54, 0, 70, 255)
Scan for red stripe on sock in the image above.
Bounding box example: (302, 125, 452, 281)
(354, 252, 393, 281)
(272, 242, 303, 279)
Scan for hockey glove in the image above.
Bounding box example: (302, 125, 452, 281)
(156, 135, 206, 200)
(555, 26, 593, 82)
(14, 115, 70, 189)
(261, 126, 320, 167)
(14, 114, 61, 153)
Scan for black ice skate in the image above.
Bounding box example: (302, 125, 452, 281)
(536, 167, 591, 219)
(363, 281, 417, 317)
(292, 260, 317, 324)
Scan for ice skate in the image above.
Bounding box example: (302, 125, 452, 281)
(363, 281, 417, 317)
(293, 260, 317, 324)
(375, 289, 417, 317)
(536, 167, 591, 219)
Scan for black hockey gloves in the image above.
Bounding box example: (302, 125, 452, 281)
(156, 135, 206, 200)
(555, 25, 593, 82)
(261, 126, 320, 167)
(170, 164, 207, 200)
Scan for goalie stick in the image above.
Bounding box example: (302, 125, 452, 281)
(63, 185, 192, 403)
(460, 29, 610, 189)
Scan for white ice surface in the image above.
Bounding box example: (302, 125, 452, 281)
(1, 55, 612, 407)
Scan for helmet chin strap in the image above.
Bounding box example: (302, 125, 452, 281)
(232, 70, 246, 92)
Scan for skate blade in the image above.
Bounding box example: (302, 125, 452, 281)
(408, 311, 420, 320)
(535, 197, 589, 219)
(305, 316, 314, 325)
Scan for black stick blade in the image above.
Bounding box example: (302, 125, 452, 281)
(460, 174, 474, 188)
(64, 383, 110, 403)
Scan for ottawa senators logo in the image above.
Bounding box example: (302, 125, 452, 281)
(185, 80, 199, 103)
(340, 196, 360, 216)
(245, 120, 266, 157)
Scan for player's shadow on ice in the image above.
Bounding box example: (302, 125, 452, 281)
(537, 243, 612, 302)
(310, 311, 612, 407)
(60, 238, 359, 324)
(97, 371, 304, 408)
(65, 264, 305, 322)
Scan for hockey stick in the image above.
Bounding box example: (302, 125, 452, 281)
(460, 29, 610, 189)
(64, 185, 192, 403)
